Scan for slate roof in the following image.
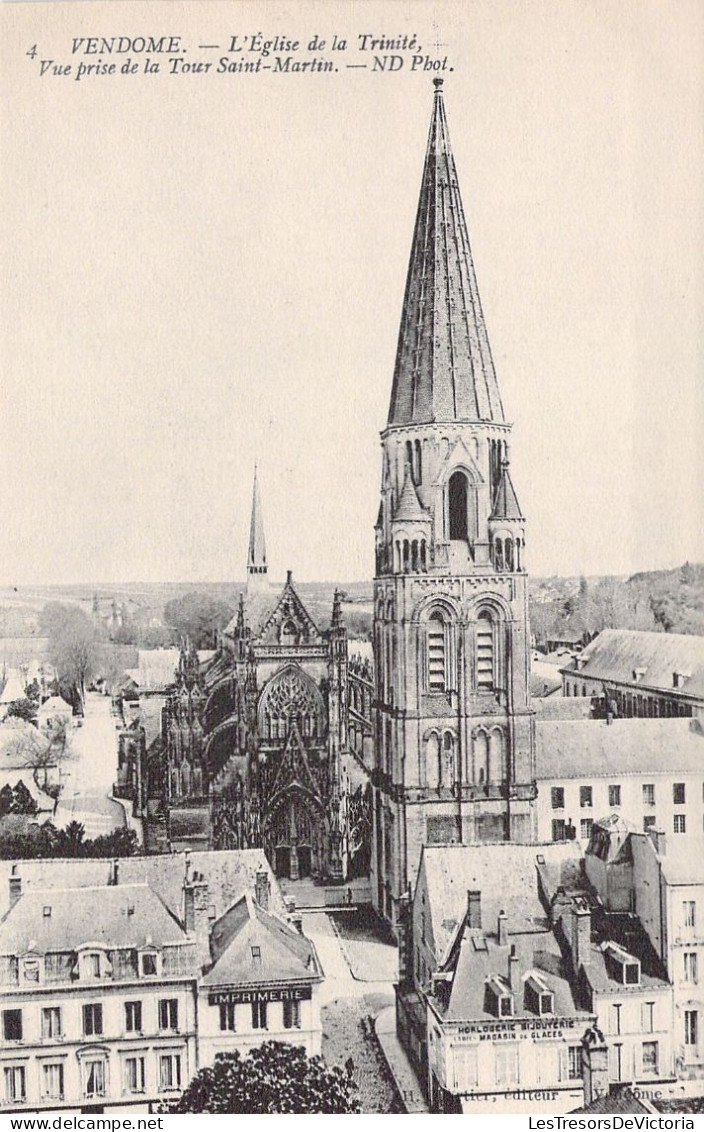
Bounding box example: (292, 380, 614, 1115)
(563, 628, 704, 700)
(658, 835, 704, 885)
(0, 883, 187, 953)
(133, 650, 214, 693)
(421, 842, 581, 965)
(0, 672, 28, 705)
(37, 695, 72, 719)
(580, 911, 669, 995)
(573, 1088, 653, 1114)
(0, 849, 286, 923)
(435, 925, 588, 1025)
(533, 697, 594, 720)
(202, 893, 322, 989)
(535, 718, 704, 780)
(387, 81, 505, 427)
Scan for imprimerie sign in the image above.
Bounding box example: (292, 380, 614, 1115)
(208, 986, 312, 1005)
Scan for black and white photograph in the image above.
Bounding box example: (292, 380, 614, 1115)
(0, 0, 703, 1120)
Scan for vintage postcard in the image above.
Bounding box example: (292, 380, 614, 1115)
(0, 0, 702, 1120)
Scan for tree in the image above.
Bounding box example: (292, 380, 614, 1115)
(166, 1042, 359, 1114)
(11, 780, 38, 816)
(0, 784, 14, 818)
(5, 697, 36, 723)
(163, 592, 234, 649)
(40, 603, 97, 711)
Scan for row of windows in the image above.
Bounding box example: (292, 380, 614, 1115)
(450, 1042, 583, 1092)
(3, 1052, 183, 1106)
(1, 998, 180, 1043)
(551, 814, 695, 841)
(564, 683, 693, 718)
(551, 782, 696, 810)
(218, 999, 301, 1032)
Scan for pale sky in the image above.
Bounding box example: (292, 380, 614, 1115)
(1, 0, 703, 585)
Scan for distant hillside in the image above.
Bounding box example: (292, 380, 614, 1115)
(530, 562, 704, 646)
(2, 566, 702, 651)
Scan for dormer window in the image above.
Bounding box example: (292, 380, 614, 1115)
(251, 945, 262, 967)
(140, 951, 158, 977)
(603, 942, 641, 986)
(88, 953, 101, 978)
(524, 973, 554, 1016)
(485, 975, 513, 1018)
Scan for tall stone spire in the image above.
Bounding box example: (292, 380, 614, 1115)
(247, 464, 268, 593)
(387, 79, 505, 427)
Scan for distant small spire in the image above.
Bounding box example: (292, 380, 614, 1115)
(247, 463, 268, 594)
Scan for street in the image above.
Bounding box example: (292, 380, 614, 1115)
(53, 692, 125, 838)
(302, 911, 402, 1112)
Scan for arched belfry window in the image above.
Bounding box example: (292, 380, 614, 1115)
(427, 612, 446, 692)
(476, 612, 495, 690)
(449, 471, 469, 541)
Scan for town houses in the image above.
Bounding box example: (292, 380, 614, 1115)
(0, 851, 323, 1113)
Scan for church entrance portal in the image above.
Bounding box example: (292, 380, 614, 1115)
(268, 797, 318, 880)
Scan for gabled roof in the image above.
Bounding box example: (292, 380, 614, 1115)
(535, 717, 704, 780)
(0, 849, 287, 923)
(490, 466, 523, 520)
(420, 842, 581, 965)
(436, 924, 586, 1024)
(254, 574, 321, 645)
(37, 695, 72, 718)
(0, 672, 28, 705)
(393, 468, 428, 523)
(0, 883, 187, 954)
(387, 81, 505, 427)
(573, 1088, 654, 1115)
(565, 628, 704, 699)
(202, 893, 322, 988)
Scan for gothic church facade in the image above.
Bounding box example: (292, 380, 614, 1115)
(372, 81, 537, 927)
(159, 473, 372, 883)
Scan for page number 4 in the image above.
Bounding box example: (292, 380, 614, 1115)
(27, 45, 37, 58)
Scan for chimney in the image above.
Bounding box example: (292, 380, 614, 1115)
(467, 890, 481, 929)
(498, 910, 508, 947)
(255, 869, 270, 912)
(508, 943, 519, 993)
(286, 570, 293, 585)
(291, 914, 304, 935)
(9, 870, 22, 909)
(581, 1025, 610, 1106)
(110, 859, 119, 886)
(184, 871, 210, 967)
(571, 902, 592, 972)
(647, 827, 666, 856)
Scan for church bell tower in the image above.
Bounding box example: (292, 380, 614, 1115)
(372, 81, 536, 927)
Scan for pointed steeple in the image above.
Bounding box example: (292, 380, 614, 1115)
(491, 462, 523, 520)
(247, 464, 268, 594)
(394, 465, 428, 523)
(388, 80, 505, 427)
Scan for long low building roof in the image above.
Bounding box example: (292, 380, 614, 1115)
(561, 628, 704, 700)
(536, 717, 704, 780)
